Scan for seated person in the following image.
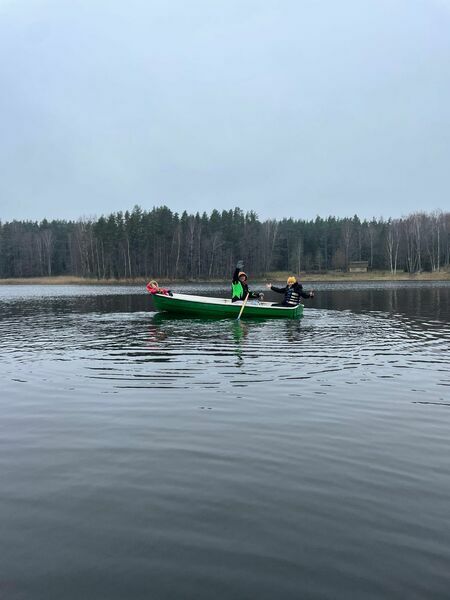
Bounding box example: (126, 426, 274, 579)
(232, 260, 262, 303)
(266, 276, 314, 306)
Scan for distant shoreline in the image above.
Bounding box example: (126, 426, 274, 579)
(0, 271, 449, 285)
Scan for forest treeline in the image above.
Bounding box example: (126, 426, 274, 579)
(0, 207, 449, 279)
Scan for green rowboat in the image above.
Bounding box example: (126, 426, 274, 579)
(151, 293, 303, 319)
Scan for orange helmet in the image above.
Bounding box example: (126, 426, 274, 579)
(287, 276, 297, 285)
(238, 271, 248, 280)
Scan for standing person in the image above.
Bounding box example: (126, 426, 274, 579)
(232, 260, 262, 303)
(266, 276, 314, 306)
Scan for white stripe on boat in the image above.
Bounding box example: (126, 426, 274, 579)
(159, 293, 298, 310)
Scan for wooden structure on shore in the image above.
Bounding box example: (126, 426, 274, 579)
(348, 261, 369, 273)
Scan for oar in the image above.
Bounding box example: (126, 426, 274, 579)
(236, 293, 250, 320)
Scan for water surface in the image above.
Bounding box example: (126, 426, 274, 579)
(1, 282, 449, 599)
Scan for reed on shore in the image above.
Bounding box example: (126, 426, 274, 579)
(1, 271, 449, 285)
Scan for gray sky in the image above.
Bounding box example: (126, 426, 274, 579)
(1, 0, 449, 222)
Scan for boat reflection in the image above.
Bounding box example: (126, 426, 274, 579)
(231, 320, 248, 363)
(149, 312, 309, 365)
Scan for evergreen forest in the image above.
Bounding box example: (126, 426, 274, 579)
(0, 207, 449, 279)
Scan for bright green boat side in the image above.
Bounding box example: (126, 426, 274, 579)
(151, 293, 303, 319)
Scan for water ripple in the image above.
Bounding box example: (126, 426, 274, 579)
(1, 284, 450, 599)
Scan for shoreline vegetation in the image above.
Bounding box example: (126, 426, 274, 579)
(1, 209, 449, 282)
(1, 271, 449, 285)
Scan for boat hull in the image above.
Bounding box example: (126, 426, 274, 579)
(151, 293, 303, 319)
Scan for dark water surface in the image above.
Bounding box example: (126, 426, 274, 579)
(1, 282, 449, 599)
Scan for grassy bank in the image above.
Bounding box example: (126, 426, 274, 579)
(1, 271, 449, 285)
(0, 276, 148, 285)
(266, 270, 450, 282)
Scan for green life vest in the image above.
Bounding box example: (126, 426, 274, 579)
(232, 281, 244, 299)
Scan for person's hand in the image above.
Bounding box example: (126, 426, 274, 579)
(236, 260, 244, 269)
(266, 283, 272, 289)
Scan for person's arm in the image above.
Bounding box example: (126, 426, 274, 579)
(233, 260, 244, 283)
(271, 285, 287, 294)
(299, 286, 314, 299)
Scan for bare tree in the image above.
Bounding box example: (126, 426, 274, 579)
(263, 220, 279, 272)
(208, 232, 223, 278)
(296, 237, 303, 274)
(424, 210, 443, 272)
(367, 220, 378, 268)
(341, 220, 353, 270)
(40, 229, 53, 276)
(385, 220, 401, 274)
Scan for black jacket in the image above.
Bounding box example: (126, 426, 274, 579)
(271, 282, 311, 305)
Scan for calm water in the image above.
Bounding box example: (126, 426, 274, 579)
(1, 282, 449, 599)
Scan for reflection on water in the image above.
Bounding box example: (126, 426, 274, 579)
(0, 283, 450, 600)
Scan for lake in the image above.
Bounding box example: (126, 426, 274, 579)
(1, 282, 449, 599)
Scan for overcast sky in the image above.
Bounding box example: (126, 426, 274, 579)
(0, 0, 449, 223)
